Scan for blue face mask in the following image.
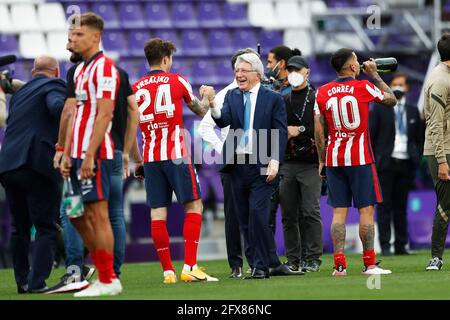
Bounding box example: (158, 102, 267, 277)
(265, 61, 280, 79)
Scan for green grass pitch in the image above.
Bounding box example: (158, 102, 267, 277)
(0, 250, 449, 300)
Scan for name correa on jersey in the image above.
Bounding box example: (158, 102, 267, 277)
(314, 79, 384, 167)
(132, 71, 195, 162)
(72, 52, 119, 160)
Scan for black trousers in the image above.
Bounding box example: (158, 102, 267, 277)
(1, 166, 61, 290)
(221, 172, 245, 269)
(376, 158, 414, 252)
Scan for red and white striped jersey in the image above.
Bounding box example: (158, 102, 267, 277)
(71, 51, 119, 160)
(314, 78, 384, 167)
(132, 70, 194, 162)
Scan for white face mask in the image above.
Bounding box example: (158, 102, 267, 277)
(288, 72, 305, 88)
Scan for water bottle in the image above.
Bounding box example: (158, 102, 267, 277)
(63, 177, 84, 219)
(361, 57, 398, 74)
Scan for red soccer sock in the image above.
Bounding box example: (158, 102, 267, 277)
(334, 253, 347, 270)
(183, 212, 202, 268)
(95, 249, 115, 284)
(363, 249, 376, 267)
(151, 220, 174, 272)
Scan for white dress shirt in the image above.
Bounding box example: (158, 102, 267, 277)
(198, 80, 237, 153)
(211, 82, 261, 155)
(392, 97, 409, 160)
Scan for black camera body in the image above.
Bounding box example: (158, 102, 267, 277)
(0, 70, 13, 94)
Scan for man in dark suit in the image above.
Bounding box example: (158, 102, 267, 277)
(0, 55, 66, 293)
(211, 52, 290, 279)
(369, 73, 424, 255)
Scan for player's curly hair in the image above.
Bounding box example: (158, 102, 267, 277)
(144, 38, 177, 67)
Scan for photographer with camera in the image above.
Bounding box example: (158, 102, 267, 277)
(0, 64, 26, 128)
(278, 56, 323, 273)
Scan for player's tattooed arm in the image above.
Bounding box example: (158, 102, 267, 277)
(362, 59, 396, 107)
(371, 74, 397, 107)
(360, 224, 375, 251)
(188, 85, 216, 117)
(331, 223, 346, 254)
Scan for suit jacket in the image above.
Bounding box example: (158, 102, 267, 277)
(369, 102, 424, 173)
(0, 75, 66, 183)
(213, 85, 288, 173)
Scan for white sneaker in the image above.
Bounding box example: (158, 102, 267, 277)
(74, 280, 122, 297)
(332, 264, 347, 276)
(362, 264, 392, 275)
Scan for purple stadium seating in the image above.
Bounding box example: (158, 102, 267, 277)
(260, 30, 283, 55)
(91, 3, 120, 28)
(118, 59, 139, 83)
(192, 59, 218, 85)
(144, 3, 172, 28)
(60, 61, 74, 81)
(63, 2, 89, 16)
(171, 58, 193, 79)
(181, 30, 208, 56)
(11, 61, 31, 82)
(208, 30, 233, 56)
(215, 57, 234, 83)
(198, 2, 224, 28)
(172, 2, 198, 28)
(233, 29, 258, 50)
(0, 34, 19, 57)
(119, 2, 145, 29)
(152, 29, 182, 55)
(128, 31, 151, 57)
(102, 31, 129, 56)
(223, 3, 249, 27)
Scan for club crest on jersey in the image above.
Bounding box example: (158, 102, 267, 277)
(98, 77, 116, 91)
(75, 89, 88, 101)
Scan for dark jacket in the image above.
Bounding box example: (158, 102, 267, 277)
(0, 75, 66, 183)
(213, 85, 288, 173)
(369, 101, 424, 173)
(283, 84, 318, 163)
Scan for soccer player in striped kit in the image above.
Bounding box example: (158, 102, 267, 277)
(60, 13, 122, 296)
(132, 38, 218, 284)
(314, 48, 397, 276)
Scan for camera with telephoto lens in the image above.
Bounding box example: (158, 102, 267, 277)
(0, 70, 13, 94)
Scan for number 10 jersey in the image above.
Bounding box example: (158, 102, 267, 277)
(133, 70, 195, 162)
(314, 78, 385, 167)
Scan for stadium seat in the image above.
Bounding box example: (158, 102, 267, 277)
(102, 30, 129, 57)
(60, 61, 74, 82)
(0, 34, 19, 57)
(248, 2, 277, 29)
(181, 30, 208, 56)
(274, 1, 303, 28)
(11, 4, 41, 32)
(192, 59, 218, 85)
(117, 59, 139, 84)
(171, 58, 193, 79)
(260, 30, 283, 55)
(152, 29, 182, 55)
(198, 2, 224, 28)
(19, 32, 48, 59)
(310, 0, 328, 13)
(208, 30, 233, 56)
(91, 3, 120, 29)
(215, 57, 233, 83)
(128, 30, 150, 57)
(172, 2, 198, 28)
(233, 29, 258, 51)
(37, 3, 67, 31)
(223, 2, 250, 27)
(144, 3, 172, 28)
(0, 5, 13, 33)
(119, 2, 145, 29)
(63, 2, 90, 17)
(284, 28, 313, 56)
(10, 60, 31, 82)
(47, 31, 70, 60)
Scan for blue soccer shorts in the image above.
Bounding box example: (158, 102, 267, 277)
(326, 163, 383, 209)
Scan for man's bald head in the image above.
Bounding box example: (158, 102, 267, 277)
(32, 55, 60, 78)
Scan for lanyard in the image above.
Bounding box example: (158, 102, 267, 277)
(289, 84, 311, 124)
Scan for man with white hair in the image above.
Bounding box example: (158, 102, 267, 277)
(211, 53, 289, 279)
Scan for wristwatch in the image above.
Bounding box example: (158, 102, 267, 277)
(298, 125, 306, 133)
